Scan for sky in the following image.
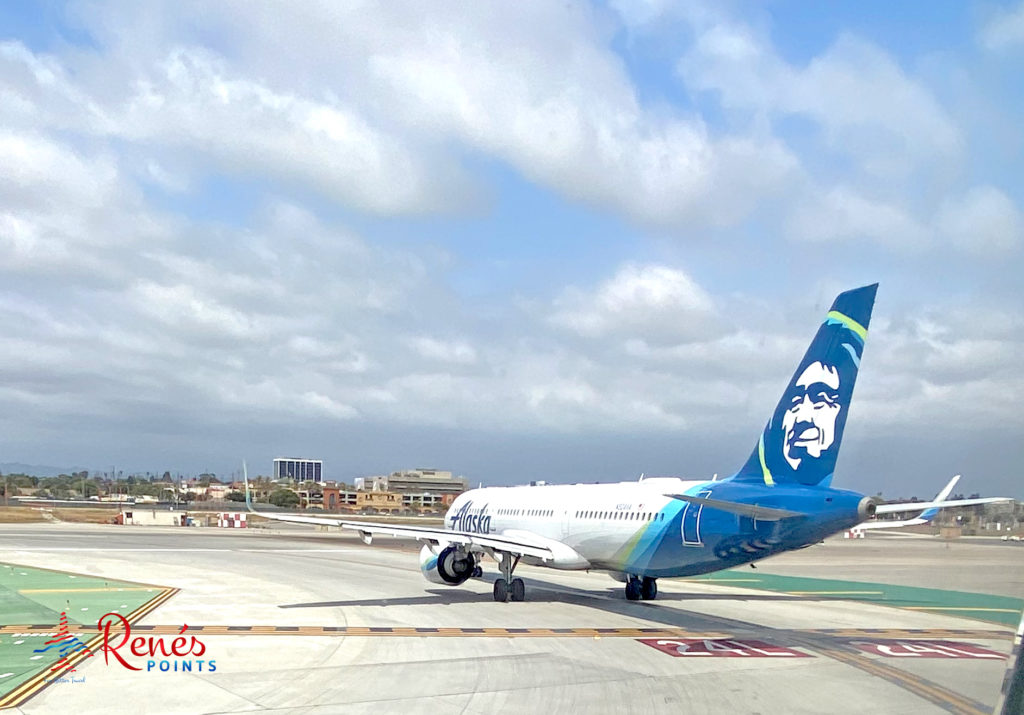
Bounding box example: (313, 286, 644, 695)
(0, 1, 1022, 498)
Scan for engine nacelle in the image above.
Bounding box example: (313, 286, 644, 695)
(419, 544, 475, 586)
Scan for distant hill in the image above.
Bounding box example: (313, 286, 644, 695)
(0, 463, 89, 478)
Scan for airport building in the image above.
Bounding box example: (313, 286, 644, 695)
(321, 486, 358, 511)
(273, 457, 323, 483)
(354, 468, 467, 494)
(320, 486, 459, 514)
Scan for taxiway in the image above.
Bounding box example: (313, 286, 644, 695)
(0, 522, 1019, 714)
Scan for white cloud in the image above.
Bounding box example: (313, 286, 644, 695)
(361, 5, 799, 228)
(680, 29, 963, 169)
(550, 263, 720, 344)
(937, 185, 1023, 253)
(115, 48, 471, 215)
(980, 1, 1024, 51)
(129, 281, 262, 341)
(0, 3, 1019, 490)
(856, 314, 1024, 433)
(409, 337, 478, 365)
(15, 2, 797, 230)
(785, 186, 929, 248)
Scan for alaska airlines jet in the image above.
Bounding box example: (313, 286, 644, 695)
(245, 284, 1011, 602)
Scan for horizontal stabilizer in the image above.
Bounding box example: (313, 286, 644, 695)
(665, 494, 808, 521)
(874, 496, 1013, 515)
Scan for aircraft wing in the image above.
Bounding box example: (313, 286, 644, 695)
(241, 469, 555, 560)
(874, 496, 1012, 515)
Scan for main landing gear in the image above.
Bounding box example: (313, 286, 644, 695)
(493, 552, 525, 602)
(625, 576, 658, 601)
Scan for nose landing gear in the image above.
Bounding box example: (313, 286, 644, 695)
(493, 552, 525, 602)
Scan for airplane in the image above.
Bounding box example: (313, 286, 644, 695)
(244, 283, 1012, 602)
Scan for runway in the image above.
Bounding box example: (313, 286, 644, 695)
(0, 522, 1020, 714)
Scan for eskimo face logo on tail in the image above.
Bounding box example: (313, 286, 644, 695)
(781, 361, 841, 470)
(448, 501, 492, 534)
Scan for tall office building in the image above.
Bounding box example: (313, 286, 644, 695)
(273, 458, 323, 483)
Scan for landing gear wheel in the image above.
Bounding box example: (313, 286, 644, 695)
(494, 552, 522, 602)
(641, 577, 658, 600)
(625, 577, 642, 601)
(472, 566, 483, 578)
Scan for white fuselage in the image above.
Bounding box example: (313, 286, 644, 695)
(443, 478, 707, 572)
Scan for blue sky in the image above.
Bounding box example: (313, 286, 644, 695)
(0, 1, 1021, 498)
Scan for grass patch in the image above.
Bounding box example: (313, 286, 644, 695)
(51, 508, 120, 524)
(0, 509, 47, 524)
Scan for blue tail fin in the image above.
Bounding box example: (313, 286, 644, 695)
(733, 284, 878, 487)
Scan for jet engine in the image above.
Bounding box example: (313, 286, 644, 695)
(419, 544, 476, 586)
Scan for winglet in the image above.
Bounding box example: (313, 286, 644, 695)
(920, 475, 960, 521)
(243, 461, 256, 513)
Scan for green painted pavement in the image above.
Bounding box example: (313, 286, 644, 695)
(0, 563, 162, 702)
(688, 570, 1024, 626)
